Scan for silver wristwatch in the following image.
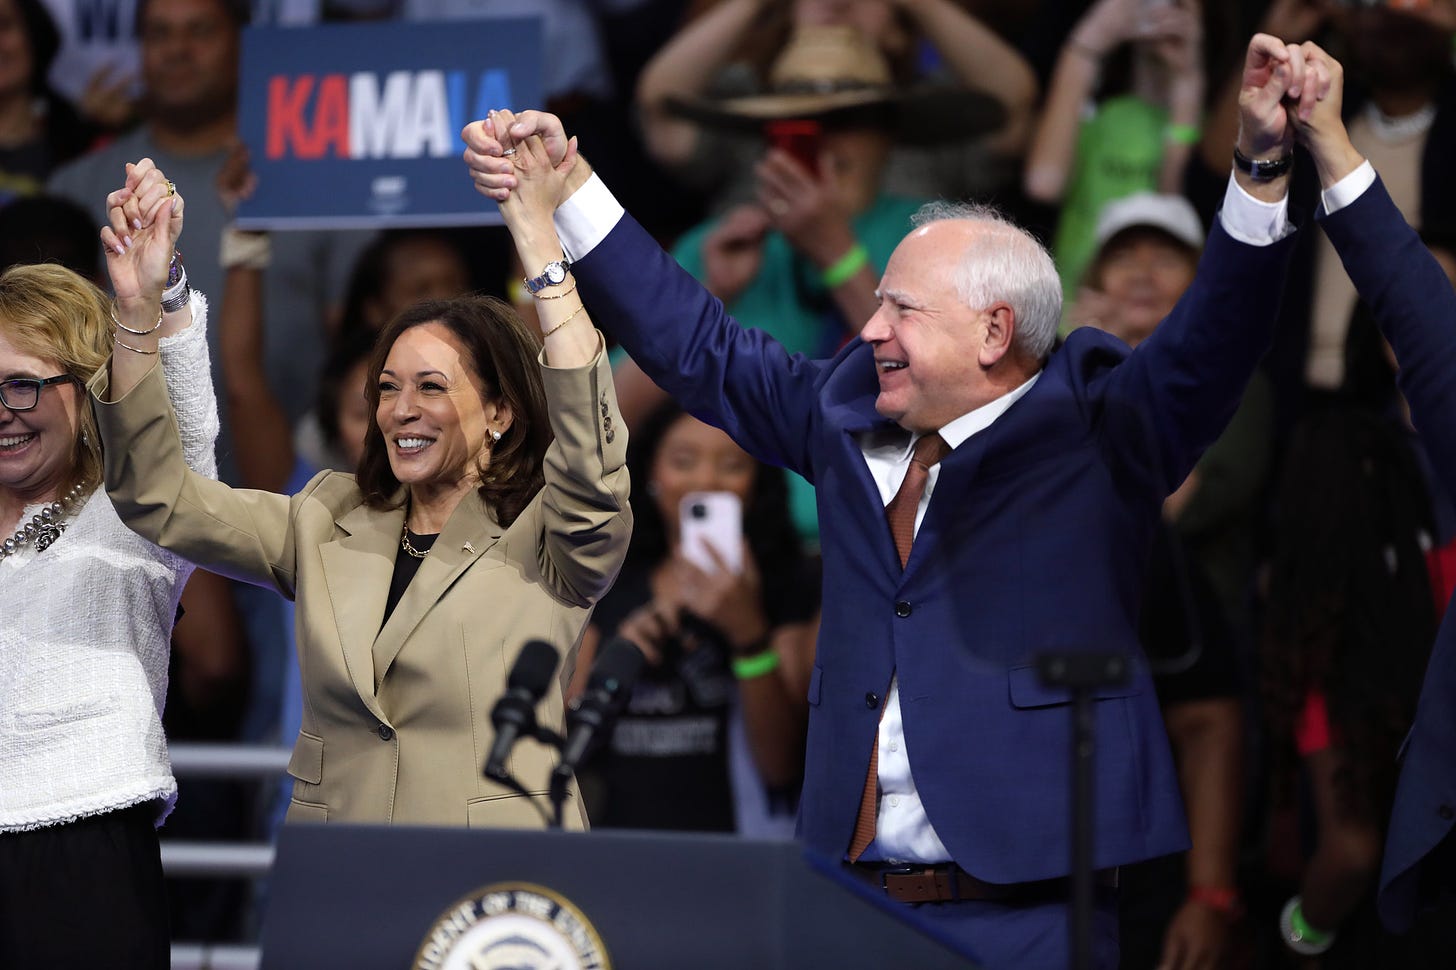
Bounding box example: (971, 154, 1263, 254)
(523, 259, 572, 294)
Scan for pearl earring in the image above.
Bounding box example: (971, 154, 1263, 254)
(489, 429, 502, 443)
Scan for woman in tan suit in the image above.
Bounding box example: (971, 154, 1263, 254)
(91, 149, 632, 830)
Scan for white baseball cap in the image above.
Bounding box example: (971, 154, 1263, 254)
(1093, 192, 1205, 251)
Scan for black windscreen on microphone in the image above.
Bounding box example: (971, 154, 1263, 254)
(483, 639, 559, 781)
(553, 637, 645, 780)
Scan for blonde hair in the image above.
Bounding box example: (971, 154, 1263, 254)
(0, 263, 113, 494)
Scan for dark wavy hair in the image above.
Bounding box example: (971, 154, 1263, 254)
(625, 400, 806, 593)
(1262, 406, 1437, 821)
(355, 296, 550, 528)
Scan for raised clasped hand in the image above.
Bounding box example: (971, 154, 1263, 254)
(101, 157, 184, 307)
(1238, 32, 1332, 157)
(487, 108, 577, 229)
(461, 108, 576, 205)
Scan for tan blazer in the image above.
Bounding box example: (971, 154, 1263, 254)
(91, 344, 631, 830)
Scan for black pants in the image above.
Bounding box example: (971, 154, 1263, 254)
(0, 802, 170, 968)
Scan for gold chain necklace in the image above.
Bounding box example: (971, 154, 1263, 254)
(400, 521, 430, 559)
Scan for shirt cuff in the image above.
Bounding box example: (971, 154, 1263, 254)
(554, 172, 625, 263)
(1218, 172, 1291, 246)
(1321, 160, 1376, 216)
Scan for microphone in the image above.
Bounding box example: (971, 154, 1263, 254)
(483, 639, 559, 782)
(552, 637, 644, 783)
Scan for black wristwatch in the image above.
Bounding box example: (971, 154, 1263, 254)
(1233, 146, 1293, 182)
(523, 259, 572, 295)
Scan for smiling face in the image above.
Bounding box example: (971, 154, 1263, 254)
(0, 326, 80, 506)
(375, 321, 508, 498)
(860, 221, 1001, 432)
(648, 414, 757, 545)
(1088, 229, 1197, 347)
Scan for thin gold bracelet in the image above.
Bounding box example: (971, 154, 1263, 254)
(113, 334, 159, 355)
(533, 280, 577, 301)
(541, 301, 587, 339)
(110, 305, 163, 336)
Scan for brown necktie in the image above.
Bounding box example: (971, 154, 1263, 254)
(848, 432, 951, 861)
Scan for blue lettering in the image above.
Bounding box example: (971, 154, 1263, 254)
(471, 70, 512, 122)
(75, 0, 125, 41)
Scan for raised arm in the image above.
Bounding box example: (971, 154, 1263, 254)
(894, 0, 1038, 155)
(1300, 42, 1456, 496)
(635, 0, 769, 169)
(488, 111, 631, 606)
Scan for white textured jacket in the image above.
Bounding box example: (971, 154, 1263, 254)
(0, 292, 217, 832)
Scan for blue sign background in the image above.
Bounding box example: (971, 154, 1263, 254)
(236, 19, 541, 229)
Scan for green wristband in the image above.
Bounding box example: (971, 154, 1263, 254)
(1165, 122, 1201, 146)
(1289, 901, 1332, 947)
(732, 648, 780, 680)
(821, 243, 869, 288)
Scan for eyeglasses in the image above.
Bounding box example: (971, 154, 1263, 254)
(0, 375, 77, 412)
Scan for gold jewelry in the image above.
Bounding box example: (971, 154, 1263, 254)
(110, 305, 163, 336)
(113, 335, 159, 355)
(532, 280, 577, 301)
(400, 522, 429, 559)
(166, 180, 176, 197)
(541, 301, 587, 339)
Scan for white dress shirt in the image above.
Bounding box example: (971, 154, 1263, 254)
(553, 162, 1372, 861)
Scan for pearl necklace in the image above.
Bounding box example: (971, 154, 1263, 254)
(0, 482, 90, 560)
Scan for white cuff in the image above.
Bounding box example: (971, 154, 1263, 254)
(554, 173, 625, 263)
(1321, 160, 1376, 216)
(1218, 172, 1291, 247)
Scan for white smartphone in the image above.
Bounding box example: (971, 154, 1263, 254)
(679, 491, 743, 575)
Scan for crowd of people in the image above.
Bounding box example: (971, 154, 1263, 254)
(3, 0, 1456, 967)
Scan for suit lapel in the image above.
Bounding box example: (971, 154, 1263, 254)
(370, 490, 503, 691)
(319, 501, 403, 721)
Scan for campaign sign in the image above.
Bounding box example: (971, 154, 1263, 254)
(236, 19, 542, 229)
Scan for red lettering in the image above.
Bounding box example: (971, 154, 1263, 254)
(266, 74, 315, 159)
(312, 75, 350, 159)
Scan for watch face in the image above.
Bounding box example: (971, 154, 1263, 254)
(546, 263, 566, 284)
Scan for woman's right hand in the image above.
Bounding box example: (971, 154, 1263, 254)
(101, 158, 183, 308)
(489, 109, 578, 228)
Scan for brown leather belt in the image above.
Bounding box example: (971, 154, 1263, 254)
(847, 862, 1119, 904)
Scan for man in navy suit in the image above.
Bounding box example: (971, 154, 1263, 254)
(1281, 38, 1456, 939)
(464, 35, 1328, 969)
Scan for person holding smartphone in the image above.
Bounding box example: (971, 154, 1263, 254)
(569, 402, 820, 836)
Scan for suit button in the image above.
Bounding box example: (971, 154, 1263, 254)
(1440, 805, 1454, 821)
(865, 692, 879, 708)
(895, 601, 912, 618)
(377, 724, 394, 741)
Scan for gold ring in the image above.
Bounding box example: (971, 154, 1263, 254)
(166, 180, 176, 197)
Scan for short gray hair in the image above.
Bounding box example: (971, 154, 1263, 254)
(911, 201, 1062, 361)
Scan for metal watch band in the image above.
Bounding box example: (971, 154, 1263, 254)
(523, 259, 572, 295)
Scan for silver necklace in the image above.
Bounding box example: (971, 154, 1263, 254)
(1, 482, 90, 560)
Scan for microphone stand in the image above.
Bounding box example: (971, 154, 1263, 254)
(482, 725, 566, 829)
(1035, 651, 1130, 970)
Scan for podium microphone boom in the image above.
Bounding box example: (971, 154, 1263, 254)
(484, 639, 559, 781)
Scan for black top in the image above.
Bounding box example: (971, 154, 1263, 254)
(384, 529, 438, 625)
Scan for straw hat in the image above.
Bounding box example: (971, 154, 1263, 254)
(664, 26, 1004, 144)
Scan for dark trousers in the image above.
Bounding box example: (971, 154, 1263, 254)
(0, 802, 170, 968)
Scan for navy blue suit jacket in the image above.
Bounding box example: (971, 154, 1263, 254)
(1321, 177, 1456, 931)
(574, 206, 1295, 882)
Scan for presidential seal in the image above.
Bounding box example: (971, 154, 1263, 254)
(412, 882, 611, 970)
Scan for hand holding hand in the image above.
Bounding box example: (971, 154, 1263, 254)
(702, 204, 770, 304)
(490, 109, 579, 231)
(1290, 41, 1363, 188)
(1236, 32, 1328, 158)
(462, 109, 578, 204)
(101, 158, 183, 307)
